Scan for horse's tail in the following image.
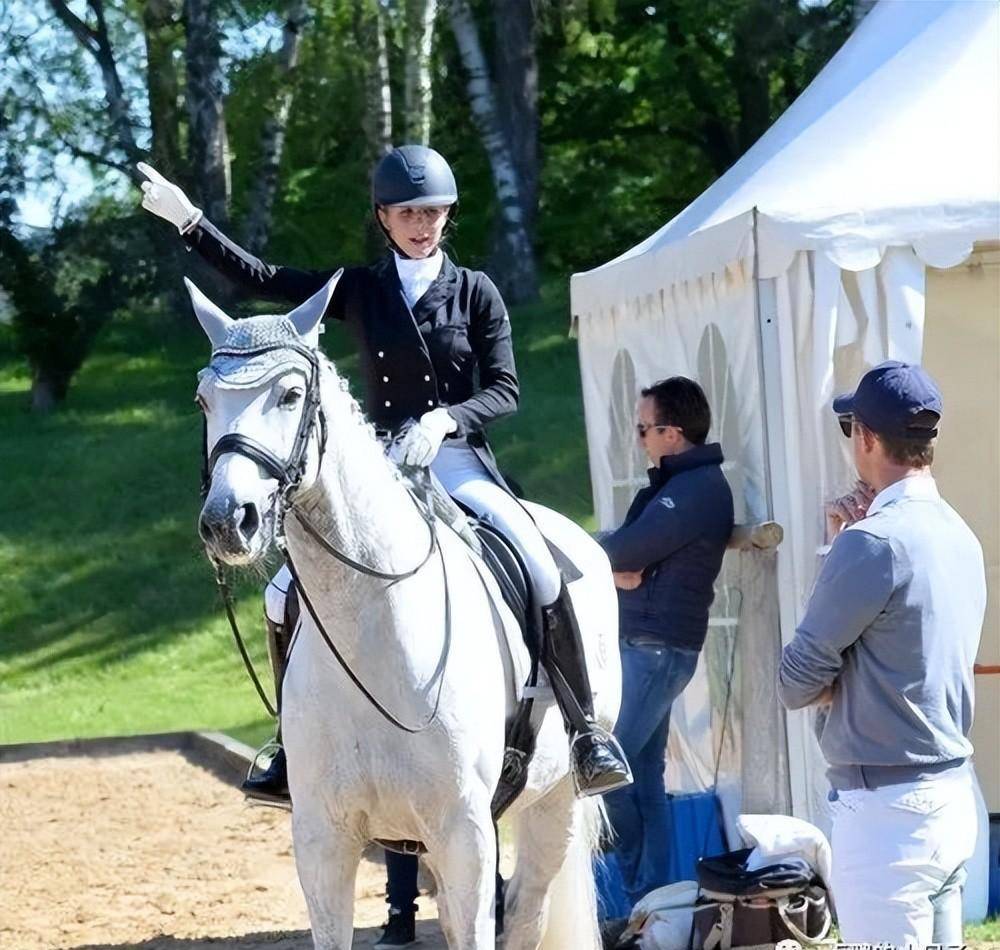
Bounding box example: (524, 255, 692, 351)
(538, 795, 607, 950)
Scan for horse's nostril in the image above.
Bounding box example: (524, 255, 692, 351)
(236, 503, 260, 542)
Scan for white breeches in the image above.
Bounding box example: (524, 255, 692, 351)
(829, 763, 977, 948)
(431, 440, 561, 605)
(265, 441, 561, 625)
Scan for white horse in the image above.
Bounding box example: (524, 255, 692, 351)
(190, 274, 622, 950)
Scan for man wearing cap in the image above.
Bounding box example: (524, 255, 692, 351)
(778, 361, 986, 948)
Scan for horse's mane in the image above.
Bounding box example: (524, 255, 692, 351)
(310, 351, 410, 499)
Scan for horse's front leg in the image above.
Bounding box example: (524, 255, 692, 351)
(291, 804, 364, 950)
(424, 793, 497, 949)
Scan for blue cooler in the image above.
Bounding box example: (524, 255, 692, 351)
(666, 789, 727, 883)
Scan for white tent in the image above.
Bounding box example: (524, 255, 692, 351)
(571, 0, 1000, 839)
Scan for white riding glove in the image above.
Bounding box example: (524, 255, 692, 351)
(136, 161, 203, 234)
(393, 408, 457, 468)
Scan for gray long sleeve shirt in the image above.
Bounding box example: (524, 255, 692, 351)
(778, 475, 986, 787)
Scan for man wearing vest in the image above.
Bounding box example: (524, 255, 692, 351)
(778, 361, 986, 948)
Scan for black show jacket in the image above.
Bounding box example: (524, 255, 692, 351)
(184, 219, 519, 483)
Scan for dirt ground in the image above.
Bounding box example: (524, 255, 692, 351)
(0, 750, 449, 950)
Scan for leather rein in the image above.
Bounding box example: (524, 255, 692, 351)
(201, 341, 450, 733)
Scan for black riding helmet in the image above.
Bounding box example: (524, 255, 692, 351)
(372, 145, 459, 207)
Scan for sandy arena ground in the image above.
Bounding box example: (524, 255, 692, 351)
(0, 749, 450, 949)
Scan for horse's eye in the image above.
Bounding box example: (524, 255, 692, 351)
(279, 388, 303, 409)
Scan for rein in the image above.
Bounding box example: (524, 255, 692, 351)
(203, 342, 450, 733)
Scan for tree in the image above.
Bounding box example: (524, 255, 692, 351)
(403, 0, 439, 144)
(537, 0, 854, 272)
(0, 211, 156, 411)
(494, 0, 538, 238)
(355, 0, 393, 163)
(46, 0, 144, 181)
(142, 0, 184, 184)
(243, 0, 312, 254)
(447, 0, 539, 302)
(184, 0, 230, 226)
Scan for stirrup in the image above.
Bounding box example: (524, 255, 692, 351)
(569, 728, 633, 798)
(242, 738, 291, 809)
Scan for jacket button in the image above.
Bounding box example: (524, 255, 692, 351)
(424, 375, 431, 382)
(377, 351, 385, 358)
(383, 376, 389, 383)
(427, 400, 434, 406)
(384, 400, 391, 407)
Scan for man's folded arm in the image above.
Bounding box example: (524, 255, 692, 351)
(778, 529, 894, 709)
(600, 491, 701, 573)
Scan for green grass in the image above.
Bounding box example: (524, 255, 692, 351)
(967, 918, 1000, 947)
(0, 280, 592, 748)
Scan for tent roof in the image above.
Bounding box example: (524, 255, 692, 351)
(572, 0, 1000, 316)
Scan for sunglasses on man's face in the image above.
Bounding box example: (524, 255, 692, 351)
(838, 415, 855, 438)
(636, 422, 671, 439)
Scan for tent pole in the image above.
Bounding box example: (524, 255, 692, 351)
(752, 208, 808, 820)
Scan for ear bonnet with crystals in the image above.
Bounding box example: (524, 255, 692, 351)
(203, 314, 317, 389)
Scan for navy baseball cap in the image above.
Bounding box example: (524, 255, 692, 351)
(833, 361, 942, 440)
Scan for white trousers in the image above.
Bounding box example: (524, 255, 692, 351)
(265, 441, 562, 624)
(430, 440, 561, 605)
(829, 763, 977, 949)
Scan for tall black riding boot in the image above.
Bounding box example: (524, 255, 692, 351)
(242, 614, 292, 804)
(542, 583, 633, 797)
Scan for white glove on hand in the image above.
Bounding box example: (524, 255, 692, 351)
(393, 408, 457, 468)
(137, 161, 203, 234)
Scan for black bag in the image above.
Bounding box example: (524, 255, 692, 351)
(691, 848, 832, 949)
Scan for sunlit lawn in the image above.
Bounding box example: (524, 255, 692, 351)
(0, 279, 591, 748)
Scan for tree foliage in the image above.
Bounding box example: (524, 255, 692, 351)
(1, 0, 859, 405)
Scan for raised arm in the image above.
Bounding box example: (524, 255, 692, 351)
(137, 162, 340, 308)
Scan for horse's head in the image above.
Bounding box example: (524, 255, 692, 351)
(188, 274, 341, 565)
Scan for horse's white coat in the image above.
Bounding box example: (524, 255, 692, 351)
(192, 283, 621, 950)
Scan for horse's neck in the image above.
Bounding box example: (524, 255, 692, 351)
(284, 364, 428, 619)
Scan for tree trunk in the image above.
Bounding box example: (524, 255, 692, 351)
(403, 0, 438, 144)
(184, 0, 230, 227)
(30, 367, 67, 413)
(357, 0, 394, 162)
(243, 0, 311, 255)
(356, 0, 394, 259)
(493, 0, 537, 236)
(48, 0, 144, 179)
(143, 0, 183, 184)
(447, 0, 538, 303)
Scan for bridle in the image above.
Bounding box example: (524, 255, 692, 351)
(200, 341, 326, 527)
(201, 340, 449, 733)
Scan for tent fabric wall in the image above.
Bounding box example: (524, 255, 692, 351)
(766, 247, 927, 828)
(575, 258, 792, 834)
(923, 246, 1000, 812)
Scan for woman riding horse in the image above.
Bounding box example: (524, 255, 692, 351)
(138, 146, 629, 794)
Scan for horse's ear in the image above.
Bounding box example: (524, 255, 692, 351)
(288, 270, 343, 346)
(185, 277, 233, 348)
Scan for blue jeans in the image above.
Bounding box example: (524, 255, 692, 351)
(605, 639, 699, 908)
